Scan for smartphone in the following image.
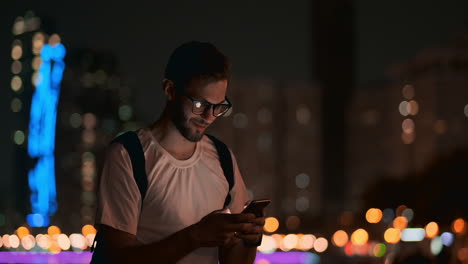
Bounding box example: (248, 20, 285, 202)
(242, 199, 271, 217)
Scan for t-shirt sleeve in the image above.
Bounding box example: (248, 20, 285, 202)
(227, 150, 250, 214)
(96, 143, 141, 236)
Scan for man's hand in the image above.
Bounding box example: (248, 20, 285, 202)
(189, 211, 260, 248)
(235, 215, 265, 245)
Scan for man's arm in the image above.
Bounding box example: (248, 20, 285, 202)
(100, 224, 197, 264)
(100, 213, 258, 264)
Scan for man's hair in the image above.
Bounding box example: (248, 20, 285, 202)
(164, 41, 231, 89)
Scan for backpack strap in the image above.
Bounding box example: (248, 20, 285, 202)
(206, 134, 234, 208)
(111, 131, 148, 203)
(90, 131, 146, 258)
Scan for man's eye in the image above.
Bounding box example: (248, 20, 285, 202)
(194, 101, 203, 108)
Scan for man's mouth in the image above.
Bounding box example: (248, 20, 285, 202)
(192, 120, 209, 130)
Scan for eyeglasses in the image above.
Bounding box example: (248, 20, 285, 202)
(176, 87, 232, 117)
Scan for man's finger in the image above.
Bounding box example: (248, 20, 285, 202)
(228, 213, 256, 223)
(235, 233, 262, 243)
(251, 217, 266, 226)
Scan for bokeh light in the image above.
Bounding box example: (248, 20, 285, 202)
(281, 234, 298, 251)
(36, 234, 51, 249)
(16, 226, 30, 239)
(365, 208, 383, 223)
(264, 217, 280, 233)
(373, 243, 386, 257)
(69, 233, 86, 250)
(393, 216, 408, 230)
(384, 228, 401, 244)
(83, 113, 97, 129)
(296, 105, 311, 125)
(9, 235, 20, 248)
(458, 248, 468, 262)
(57, 234, 71, 250)
(11, 45, 23, 60)
(257, 235, 278, 254)
(32, 56, 42, 70)
(21, 235, 35, 250)
(69, 113, 82, 128)
(401, 131, 416, 144)
(351, 229, 368, 246)
(433, 120, 447, 135)
(14, 130, 25, 145)
(81, 225, 97, 237)
(11, 76, 22, 92)
(11, 98, 23, 112)
(314, 237, 328, 253)
(298, 234, 315, 251)
(402, 208, 414, 222)
(11, 60, 22, 74)
(295, 196, 309, 212)
(402, 84, 415, 99)
(441, 232, 454, 247)
(48, 226, 61, 236)
(452, 218, 466, 234)
(401, 228, 425, 242)
(118, 105, 132, 121)
(425, 222, 439, 238)
(399, 101, 409, 116)
(408, 100, 419, 115)
(430, 236, 443, 255)
(402, 119, 415, 134)
(2, 235, 11, 248)
(233, 113, 248, 128)
(332, 230, 348, 247)
(286, 216, 301, 231)
(257, 108, 272, 124)
(295, 173, 310, 189)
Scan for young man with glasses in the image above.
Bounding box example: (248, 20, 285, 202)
(94, 41, 264, 263)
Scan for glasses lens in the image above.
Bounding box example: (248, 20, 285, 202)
(214, 104, 230, 116)
(192, 101, 208, 114)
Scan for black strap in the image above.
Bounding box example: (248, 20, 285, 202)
(90, 131, 147, 260)
(206, 134, 234, 208)
(111, 131, 148, 203)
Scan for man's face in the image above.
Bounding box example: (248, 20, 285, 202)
(170, 79, 228, 142)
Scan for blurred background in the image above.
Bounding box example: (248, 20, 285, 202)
(1, 0, 468, 263)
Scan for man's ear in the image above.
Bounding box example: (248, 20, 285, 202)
(162, 78, 176, 101)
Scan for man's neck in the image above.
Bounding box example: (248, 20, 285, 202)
(149, 115, 197, 160)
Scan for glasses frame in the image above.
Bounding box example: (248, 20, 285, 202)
(176, 86, 232, 117)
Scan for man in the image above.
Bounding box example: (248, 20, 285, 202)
(95, 41, 265, 263)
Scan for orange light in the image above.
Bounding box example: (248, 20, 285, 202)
(425, 222, 439, 238)
(264, 217, 279, 233)
(332, 230, 349, 247)
(393, 216, 408, 230)
(452, 218, 466, 234)
(48, 226, 61, 236)
(458, 248, 468, 262)
(82, 224, 97, 237)
(351, 229, 368, 246)
(396, 205, 407, 216)
(16, 226, 30, 239)
(366, 208, 383, 223)
(384, 228, 401, 244)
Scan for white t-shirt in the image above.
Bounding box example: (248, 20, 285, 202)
(96, 128, 250, 263)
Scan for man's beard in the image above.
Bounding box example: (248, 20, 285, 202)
(170, 101, 207, 142)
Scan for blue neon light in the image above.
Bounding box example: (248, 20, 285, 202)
(27, 43, 66, 227)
